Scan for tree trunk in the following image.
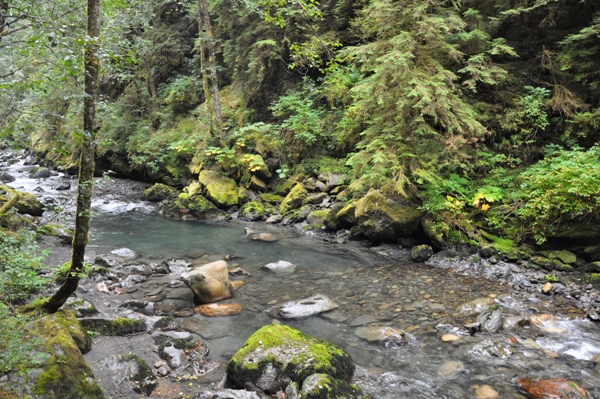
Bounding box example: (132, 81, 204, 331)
(43, 0, 100, 313)
(196, 4, 211, 107)
(198, 0, 223, 140)
(0, 0, 8, 41)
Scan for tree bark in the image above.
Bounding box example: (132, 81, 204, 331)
(0, 0, 8, 41)
(43, 0, 100, 313)
(198, 0, 223, 140)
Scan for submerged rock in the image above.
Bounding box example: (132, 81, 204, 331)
(227, 324, 355, 394)
(300, 373, 363, 399)
(515, 378, 589, 399)
(354, 326, 407, 344)
(194, 303, 243, 317)
(269, 295, 338, 319)
(181, 260, 234, 304)
(245, 227, 278, 242)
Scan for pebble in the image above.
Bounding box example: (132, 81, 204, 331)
(441, 334, 461, 342)
(541, 282, 553, 294)
(472, 384, 499, 399)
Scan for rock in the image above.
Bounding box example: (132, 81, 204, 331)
(239, 201, 265, 221)
(260, 193, 284, 204)
(280, 183, 308, 214)
(421, 217, 447, 250)
(411, 245, 433, 262)
(583, 245, 600, 261)
(300, 373, 363, 399)
(303, 192, 328, 205)
(306, 209, 330, 226)
(502, 316, 530, 330)
(457, 297, 495, 317)
(170, 192, 227, 219)
(354, 190, 422, 243)
(318, 172, 346, 191)
(24, 310, 104, 399)
(249, 175, 266, 192)
(227, 324, 355, 393)
(516, 378, 589, 399)
(0, 171, 15, 182)
(438, 360, 465, 378)
(472, 384, 499, 399)
(541, 282, 553, 294)
(30, 166, 51, 178)
(5, 188, 44, 216)
(199, 169, 248, 208)
(194, 303, 243, 316)
(194, 390, 262, 399)
(119, 300, 155, 316)
(181, 260, 235, 304)
(63, 298, 99, 317)
(335, 201, 357, 228)
(142, 183, 179, 202)
(96, 282, 110, 294)
(476, 306, 503, 333)
(118, 354, 158, 395)
(354, 326, 406, 344)
(269, 295, 338, 319)
(110, 247, 138, 259)
(262, 260, 296, 273)
(245, 227, 278, 242)
(265, 214, 283, 224)
(543, 249, 578, 264)
(79, 317, 146, 336)
(441, 334, 461, 342)
(54, 182, 71, 191)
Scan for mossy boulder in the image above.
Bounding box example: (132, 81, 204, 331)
(199, 169, 248, 208)
(79, 317, 146, 336)
(119, 354, 158, 395)
(336, 201, 357, 228)
(299, 373, 364, 399)
(27, 310, 104, 399)
(307, 209, 330, 227)
(280, 183, 308, 214)
(421, 217, 447, 250)
(142, 183, 179, 202)
(260, 193, 284, 204)
(354, 190, 422, 243)
(227, 324, 355, 394)
(239, 201, 265, 221)
(1, 185, 44, 216)
(163, 192, 227, 220)
(542, 250, 577, 265)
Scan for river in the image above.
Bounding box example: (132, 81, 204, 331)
(3, 153, 600, 398)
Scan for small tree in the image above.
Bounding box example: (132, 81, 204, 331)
(43, 0, 100, 313)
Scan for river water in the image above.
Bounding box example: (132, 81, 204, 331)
(3, 155, 600, 398)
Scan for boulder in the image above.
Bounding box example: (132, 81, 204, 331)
(25, 310, 104, 399)
(269, 295, 338, 319)
(515, 378, 589, 399)
(543, 250, 577, 265)
(141, 183, 179, 202)
(0, 171, 15, 182)
(181, 260, 234, 304)
(239, 201, 265, 221)
(302, 192, 328, 205)
(457, 297, 495, 317)
(227, 324, 355, 394)
(306, 209, 329, 227)
(249, 175, 266, 192)
(170, 192, 227, 220)
(30, 167, 51, 179)
(116, 354, 157, 396)
(199, 169, 248, 208)
(300, 373, 363, 399)
(280, 183, 308, 214)
(476, 306, 503, 333)
(317, 172, 346, 191)
(421, 217, 447, 250)
(79, 317, 146, 336)
(411, 245, 433, 262)
(0, 185, 45, 216)
(354, 190, 422, 243)
(335, 201, 357, 228)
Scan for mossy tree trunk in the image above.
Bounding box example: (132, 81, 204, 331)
(43, 0, 100, 313)
(197, 0, 223, 141)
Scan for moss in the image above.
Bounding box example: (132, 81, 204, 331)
(228, 324, 354, 393)
(79, 317, 146, 336)
(335, 201, 357, 227)
(259, 193, 283, 204)
(120, 354, 157, 395)
(307, 209, 330, 227)
(142, 183, 179, 202)
(300, 373, 363, 399)
(170, 192, 228, 220)
(36, 224, 63, 237)
(239, 201, 265, 221)
(280, 183, 308, 214)
(28, 312, 104, 399)
(199, 169, 248, 207)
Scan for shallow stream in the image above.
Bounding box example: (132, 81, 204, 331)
(4, 156, 600, 398)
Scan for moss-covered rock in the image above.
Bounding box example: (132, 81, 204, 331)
(307, 209, 330, 227)
(280, 183, 308, 214)
(421, 217, 447, 250)
(227, 324, 355, 394)
(239, 201, 265, 221)
(542, 250, 577, 265)
(162, 192, 228, 220)
(1, 185, 44, 216)
(142, 183, 179, 202)
(79, 317, 146, 336)
(27, 311, 104, 399)
(199, 169, 248, 208)
(120, 354, 157, 396)
(260, 193, 284, 204)
(299, 373, 364, 399)
(354, 190, 422, 243)
(250, 175, 267, 192)
(336, 201, 357, 228)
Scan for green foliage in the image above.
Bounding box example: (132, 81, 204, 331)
(515, 145, 600, 243)
(542, 274, 559, 283)
(0, 303, 44, 375)
(0, 229, 49, 303)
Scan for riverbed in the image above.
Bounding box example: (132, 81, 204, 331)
(3, 154, 600, 398)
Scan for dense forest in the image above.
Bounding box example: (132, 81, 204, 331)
(2, 0, 600, 397)
(2, 0, 600, 249)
